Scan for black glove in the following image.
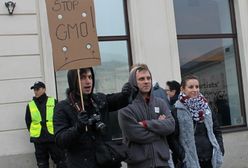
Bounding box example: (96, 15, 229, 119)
(122, 82, 139, 103)
(121, 82, 132, 97)
(76, 111, 89, 133)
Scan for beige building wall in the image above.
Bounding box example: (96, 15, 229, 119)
(0, 0, 40, 167)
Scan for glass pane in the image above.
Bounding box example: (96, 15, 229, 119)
(95, 41, 129, 139)
(55, 41, 129, 138)
(94, 0, 126, 36)
(56, 70, 68, 101)
(173, 0, 232, 34)
(94, 41, 129, 93)
(178, 38, 244, 126)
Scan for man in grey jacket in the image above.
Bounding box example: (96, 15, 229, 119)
(118, 64, 175, 168)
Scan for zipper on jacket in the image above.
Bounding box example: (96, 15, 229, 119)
(145, 100, 156, 167)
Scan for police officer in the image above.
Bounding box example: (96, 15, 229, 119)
(25, 81, 66, 168)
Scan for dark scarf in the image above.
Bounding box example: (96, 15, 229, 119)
(33, 93, 47, 104)
(179, 92, 208, 123)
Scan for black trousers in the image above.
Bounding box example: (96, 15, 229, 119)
(199, 160, 213, 168)
(34, 142, 66, 168)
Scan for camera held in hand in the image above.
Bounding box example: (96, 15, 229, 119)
(88, 114, 106, 134)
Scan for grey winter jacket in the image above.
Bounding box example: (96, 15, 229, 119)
(118, 67, 175, 168)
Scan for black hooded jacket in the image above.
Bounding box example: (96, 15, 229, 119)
(53, 68, 129, 168)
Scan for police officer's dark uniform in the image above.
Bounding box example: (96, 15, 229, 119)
(25, 81, 66, 168)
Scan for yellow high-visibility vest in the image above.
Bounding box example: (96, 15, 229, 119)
(28, 97, 55, 138)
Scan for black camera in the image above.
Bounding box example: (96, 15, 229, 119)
(88, 114, 106, 134)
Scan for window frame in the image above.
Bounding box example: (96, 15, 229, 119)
(97, 0, 133, 67)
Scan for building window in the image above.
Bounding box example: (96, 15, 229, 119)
(173, 0, 245, 127)
(55, 0, 131, 138)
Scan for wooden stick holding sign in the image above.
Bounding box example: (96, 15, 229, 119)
(77, 69, 84, 111)
(45, 0, 101, 111)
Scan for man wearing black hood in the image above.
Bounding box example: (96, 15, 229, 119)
(25, 81, 66, 168)
(54, 67, 133, 168)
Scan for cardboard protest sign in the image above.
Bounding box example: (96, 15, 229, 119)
(45, 0, 101, 71)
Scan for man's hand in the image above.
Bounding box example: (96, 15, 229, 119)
(78, 111, 88, 125)
(76, 111, 89, 133)
(158, 114, 166, 120)
(138, 120, 147, 128)
(122, 82, 139, 103)
(138, 115, 166, 128)
(121, 82, 133, 97)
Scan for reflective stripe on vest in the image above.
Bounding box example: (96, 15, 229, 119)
(28, 97, 55, 138)
(46, 97, 55, 135)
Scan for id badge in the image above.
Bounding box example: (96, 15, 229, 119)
(154, 107, 160, 114)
